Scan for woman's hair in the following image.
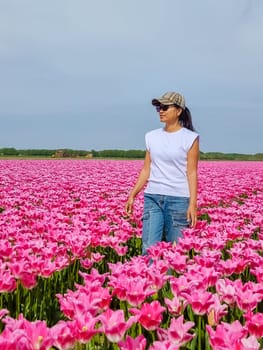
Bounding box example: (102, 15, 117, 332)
(177, 106, 195, 131)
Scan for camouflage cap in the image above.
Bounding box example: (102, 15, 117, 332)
(152, 92, 185, 110)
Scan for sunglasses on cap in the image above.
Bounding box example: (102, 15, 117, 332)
(155, 104, 175, 112)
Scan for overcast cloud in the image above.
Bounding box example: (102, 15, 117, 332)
(0, 0, 262, 153)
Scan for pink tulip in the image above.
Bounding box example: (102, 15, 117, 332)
(74, 311, 99, 343)
(0, 309, 9, 320)
(147, 241, 173, 259)
(98, 308, 137, 343)
(251, 264, 263, 283)
(9, 261, 38, 289)
(219, 258, 239, 276)
(162, 250, 187, 273)
(50, 320, 77, 350)
(166, 315, 195, 346)
(1, 314, 54, 350)
(125, 278, 156, 307)
(207, 320, 247, 349)
(129, 301, 165, 331)
(235, 288, 262, 312)
(60, 285, 111, 318)
(109, 275, 156, 307)
(169, 275, 192, 297)
(79, 258, 93, 269)
(118, 335, 147, 350)
(0, 241, 13, 259)
(240, 335, 260, 350)
(114, 244, 128, 256)
(207, 294, 228, 326)
(194, 250, 222, 267)
(146, 268, 169, 291)
(0, 270, 17, 293)
(164, 296, 187, 316)
(244, 311, 263, 338)
(182, 290, 214, 316)
(185, 265, 219, 289)
(149, 341, 180, 350)
(110, 256, 163, 280)
(150, 259, 170, 275)
(79, 268, 108, 285)
(216, 278, 236, 305)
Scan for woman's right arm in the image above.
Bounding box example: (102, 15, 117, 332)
(125, 150, 151, 215)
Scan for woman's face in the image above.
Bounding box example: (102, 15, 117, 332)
(156, 105, 182, 124)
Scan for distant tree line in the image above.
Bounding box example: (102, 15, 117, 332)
(91, 149, 146, 158)
(0, 148, 262, 161)
(0, 148, 88, 158)
(199, 151, 263, 161)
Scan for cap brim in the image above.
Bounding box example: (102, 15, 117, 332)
(152, 98, 174, 106)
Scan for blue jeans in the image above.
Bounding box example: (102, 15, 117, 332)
(142, 193, 189, 255)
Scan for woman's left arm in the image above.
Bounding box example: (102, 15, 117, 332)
(186, 137, 199, 227)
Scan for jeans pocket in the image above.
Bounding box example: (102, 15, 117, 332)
(172, 211, 188, 228)
(142, 212, 150, 221)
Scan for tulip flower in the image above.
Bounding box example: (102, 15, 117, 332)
(207, 320, 247, 349)
(0, 269, 17, 293)
(235, 288, 262, 312)
(98, 308, 137, 343)
(50, 320, 77, 350)
(169, 275, 192, 297)
(216, 278, 236, 305)
(129, 301, 165, 331)
(166, 315, 195, 346)
(74, 311, 99, 343)
(207, 294, 228, 326)
(164, 296, 187, 316)
(185, 264, 219, 289)
(118, 335, 147, 350)
(162, 250, 187, 273)
(240, 335, 260, 350)
(147, 241, 173, 260)
(0, 309, 9, 320)
(244, 311, 263, 338)
(109, 275, 156, 307)
(149, 341, 180, 350)
(1, 314, 54, 350)
(182, 290, 214, 316)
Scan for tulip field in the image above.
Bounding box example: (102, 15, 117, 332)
(0, 159, 262, 350)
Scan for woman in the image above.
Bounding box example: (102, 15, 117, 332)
(125, 91, 199, 255)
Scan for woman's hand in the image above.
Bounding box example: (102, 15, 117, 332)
(124, 151, 151, 217)
(186, 138, 199, 228)
(125, 197, 134, 216)
(187, 204, 197, 227)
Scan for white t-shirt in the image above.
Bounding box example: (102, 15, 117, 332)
(144, 127, 199, 197)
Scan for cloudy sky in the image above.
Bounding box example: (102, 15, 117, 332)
(0, 0, 262, 154)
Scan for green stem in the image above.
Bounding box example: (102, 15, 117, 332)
(151, 330, 157, 343)
(198, 315, 202, 350)
(16, 280, 21, 318)
(187, 305, 195, 322)
(120, 300, 129, 319)
(137, 322, 142, 336)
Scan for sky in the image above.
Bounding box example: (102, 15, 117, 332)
(0, 0, 262, 154)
